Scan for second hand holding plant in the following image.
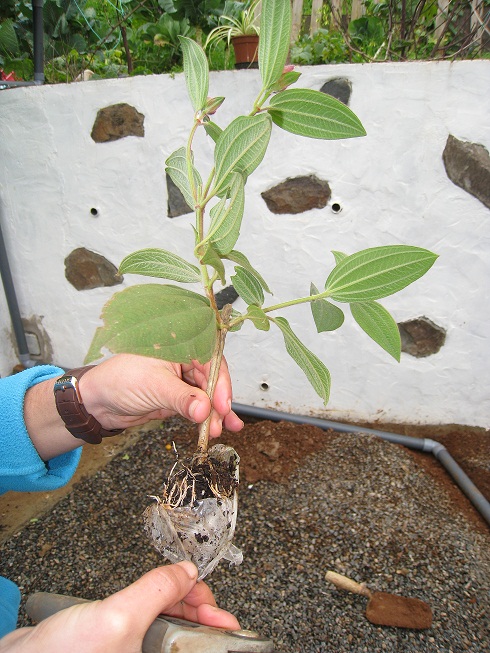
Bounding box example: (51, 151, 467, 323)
(86, 0, 437, 578)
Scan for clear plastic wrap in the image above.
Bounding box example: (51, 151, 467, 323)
(143, 444, 242, 580)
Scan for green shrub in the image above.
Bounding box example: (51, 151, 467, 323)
(291, 29, 352, 65)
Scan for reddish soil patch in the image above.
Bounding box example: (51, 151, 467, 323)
(219, 418, 489, 531)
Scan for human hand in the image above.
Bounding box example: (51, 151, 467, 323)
(0, 562, 239, 653)
(80, 353, 244, 436)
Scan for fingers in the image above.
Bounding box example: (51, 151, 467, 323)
(83, 353, 244, 436)
(163, 581, 241, 630)
(184, 358, 244, 436)
(222, 410, 244, 433)
(104, 565, 239, 633)
(195, 603, 241, 630)
(101, 561, 198, 635)
(210, 358, 233, 416)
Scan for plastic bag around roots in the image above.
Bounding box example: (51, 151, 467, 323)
(143, 444, 243, 580)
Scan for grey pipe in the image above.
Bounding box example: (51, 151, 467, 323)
(0, 207, 34, 368)
(32, 0, 45, 84)
(232, 402, 490, 527)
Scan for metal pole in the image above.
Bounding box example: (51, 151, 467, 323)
(0, 209, 32, 366)
(32, 0, 44, 84)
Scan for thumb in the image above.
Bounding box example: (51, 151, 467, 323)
(158, 374, 212, 424)
(101, 562, 198, 635)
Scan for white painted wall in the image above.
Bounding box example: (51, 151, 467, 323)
(1, 61, 489, 427)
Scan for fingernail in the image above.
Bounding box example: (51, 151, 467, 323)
(189, 399, 200, 420)
(177, 560, 198, 580)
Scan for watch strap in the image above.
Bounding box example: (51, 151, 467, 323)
(54, 366, 124, 444)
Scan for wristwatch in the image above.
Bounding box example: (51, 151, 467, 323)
(53, 366, 124, 444)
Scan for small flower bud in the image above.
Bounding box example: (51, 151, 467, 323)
(204, 96, 225, 116)
(269, 70, 302, 93)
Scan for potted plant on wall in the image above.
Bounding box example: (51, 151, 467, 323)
(86, 0, 437, 578)
(205, 0, 260, 68)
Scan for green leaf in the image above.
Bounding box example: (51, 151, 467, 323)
(200, 243, 226, 284)
(325, 245, 438, 302)
(331, 250, 347, 265)
(208, 172, 245, 255)
(350, 301, 401, 361)
(85, 285, 216, 364)
(224, 250, 271, 294)
(203, 120, 223, 143)
(259, 0, 292, 90)
(165, 147, 201, 210)
(119, 248, 201, 283)
(0, 19, 19, 56)
(272, 317, 331, 404)
(228, 308, 244, 332)
(246, 305, 270, 331)
(213, 114, 272, 196)
(179, 36, 209, 112)
(231, 266, 265, 306)
(268, 88, 366, 140)
(310, 283, 344, 332)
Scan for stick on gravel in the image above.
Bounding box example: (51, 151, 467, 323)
(325, 571, 433, 629)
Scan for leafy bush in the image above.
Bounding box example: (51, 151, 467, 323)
(293, 0, 490, 63)
(0, 0, 199, 82)
(291, 28, 352, 65)
(2, 0, 487, 83)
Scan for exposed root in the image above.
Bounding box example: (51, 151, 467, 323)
(160, 446, 239, 509)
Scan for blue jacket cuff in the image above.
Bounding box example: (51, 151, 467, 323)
(0, 365, 82, 494)
(0, 576, 21, 637)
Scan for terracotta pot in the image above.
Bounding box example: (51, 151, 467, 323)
(232, 35, 259, 69)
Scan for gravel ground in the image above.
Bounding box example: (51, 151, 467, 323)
(1, 417, 489, 652)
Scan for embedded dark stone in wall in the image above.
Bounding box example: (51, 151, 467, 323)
(320, 78, 352, 105)
(443, 135, 490, 210)
(261, 175, 331, 214)
(215, 285, 239, 309)
(167, 173, 192, 217)
(398, 317, 446, 358)
(65, 247, 123, 290)
(91, 103, 144, 143)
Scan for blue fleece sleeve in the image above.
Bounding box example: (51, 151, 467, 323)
(0, 577, 21, 637)
(0, 365, 82, 495)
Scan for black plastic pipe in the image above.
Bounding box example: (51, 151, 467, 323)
(232, 402, 490, 527)
(32, 0, 44, 84)
(0, 209, 33, 368)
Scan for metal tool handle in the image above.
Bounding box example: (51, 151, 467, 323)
(26, 592, 274, 653)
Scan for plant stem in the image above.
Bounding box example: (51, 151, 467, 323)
(251, 87, 272, 114)
(228, 289, 333, 329)
(262, 289, 332, 314)
(195, 304, 233, 457)
(186, 121, 200, 204)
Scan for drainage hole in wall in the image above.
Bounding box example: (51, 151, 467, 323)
(331, 202, 342, 214)
(260, 382, 269, 391)
(90, 208, 99, 216)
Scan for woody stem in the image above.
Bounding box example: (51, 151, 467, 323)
(195, 305, 232, 455)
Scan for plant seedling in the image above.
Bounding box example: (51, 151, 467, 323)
(86, 0, 437, 577)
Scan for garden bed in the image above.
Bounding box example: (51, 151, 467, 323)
(0, 416, 488, 652)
